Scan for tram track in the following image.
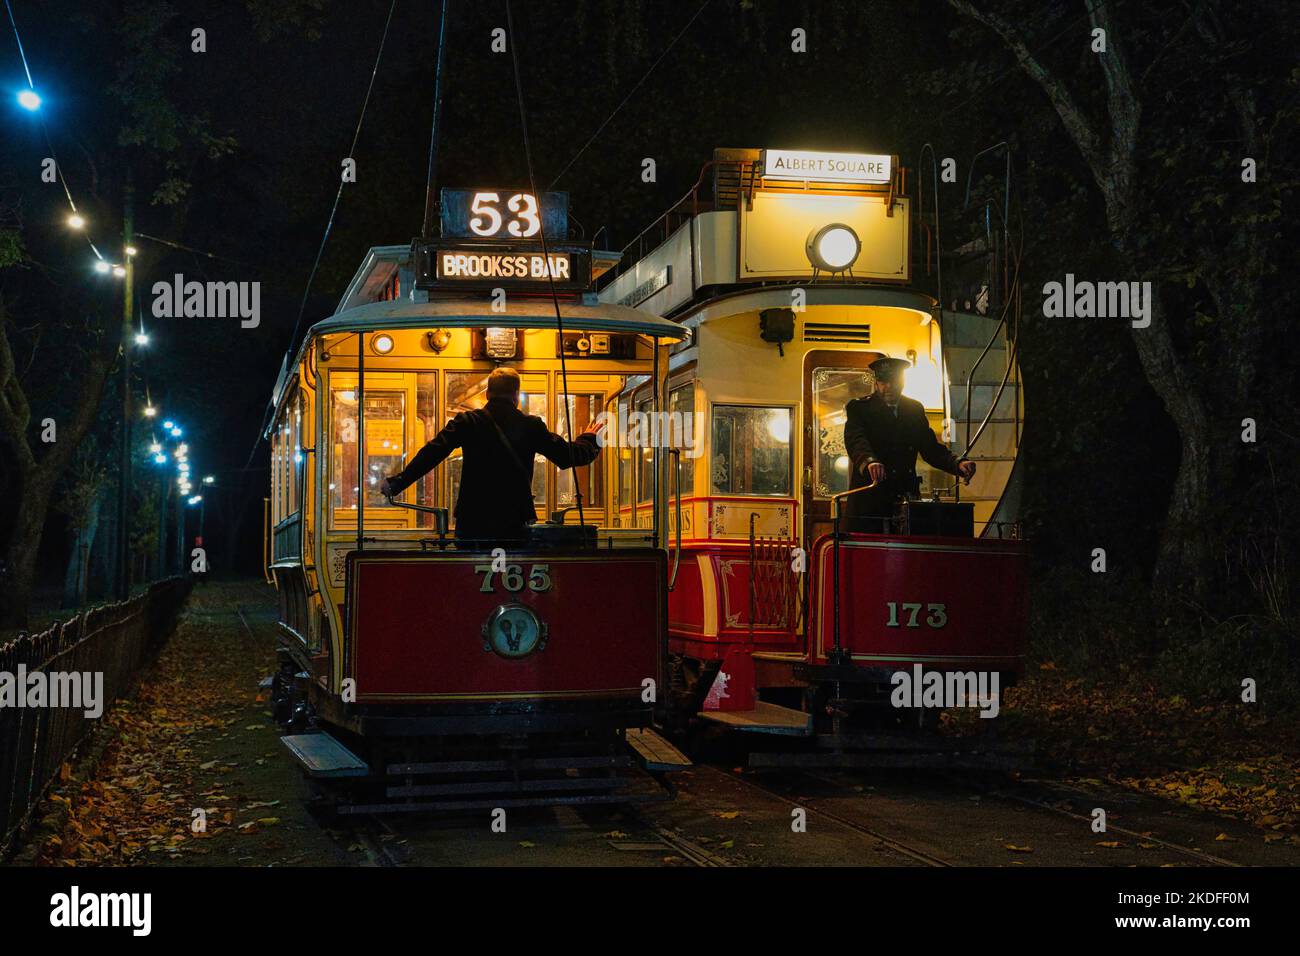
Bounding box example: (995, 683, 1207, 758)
(797, 767, 1245, 867)
(703, 765, 952, 867)
(967, 776, 1245, 867)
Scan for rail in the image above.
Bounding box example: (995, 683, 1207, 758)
(0, 577, 192, 857)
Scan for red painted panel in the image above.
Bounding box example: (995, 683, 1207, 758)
(348, 552, 664, 701)
(810, 534, 1027, 670)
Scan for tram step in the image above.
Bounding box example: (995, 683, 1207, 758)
(281, 732, 370, 779)
(698, 700, 812, 736)
(625, 727, 692, 771)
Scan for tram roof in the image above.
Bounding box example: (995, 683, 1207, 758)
(268, 290, 688, 422)
(308, 296, 690, 342)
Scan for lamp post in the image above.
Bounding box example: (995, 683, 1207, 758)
(115, 177, 134, 599)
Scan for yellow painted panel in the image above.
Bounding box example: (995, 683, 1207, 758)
(740, 193, 909, 281)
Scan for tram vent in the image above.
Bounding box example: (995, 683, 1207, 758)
(802, 322, 871, 344)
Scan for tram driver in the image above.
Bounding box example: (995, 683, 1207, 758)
(379, 367, 601, 541)
(843, 356, 976, 520)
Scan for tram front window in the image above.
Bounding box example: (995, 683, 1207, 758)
(711, 405, 793, 497)
(446, 371, 546, 523)
(812, 367, 875, 498)
(331, 388, 406, 512)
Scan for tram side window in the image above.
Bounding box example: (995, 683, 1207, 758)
(711, 405, 793, 497)
(617, 397, 633, 512)
(446, 371, 545, 523)
(669, 383, 696, 496)
(811, 367, 874, 499)
(557, 392, 604, 510)
(330, 387, 406, 515)
(636, 398, 653, 504)
(270, 424, 281, 523)
(287, 390, 302, 515)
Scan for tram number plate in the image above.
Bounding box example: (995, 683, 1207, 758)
(474, 563, 553, 594)
(885, 602, 947, 629)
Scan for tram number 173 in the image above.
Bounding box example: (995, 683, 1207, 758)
(475, 563, 553, 594)
(885, 602, 948, 629)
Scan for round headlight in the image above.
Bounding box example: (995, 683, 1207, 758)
(806, 223, 861, 273)
(371, 333, 394, 355)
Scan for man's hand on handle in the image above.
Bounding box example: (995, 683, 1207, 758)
(957, 459, 977, 483)
(864, 461, 886, 484)
(379, 476, 397, 499)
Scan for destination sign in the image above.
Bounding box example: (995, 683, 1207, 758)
(440, 188, 568, 240)
(762, 149, 893, 185)
(413, 240, 591, 292)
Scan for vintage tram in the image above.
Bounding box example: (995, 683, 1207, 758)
(266, 188, 691, 811)
(596, 147, 1029, 767)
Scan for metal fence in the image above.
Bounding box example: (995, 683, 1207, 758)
(0, 577, 191, 855)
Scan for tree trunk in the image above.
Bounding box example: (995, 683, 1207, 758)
(0, 467, 51, 628)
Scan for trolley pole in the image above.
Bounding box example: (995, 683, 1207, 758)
(420, 0, 450, 237)
(115, 177, 134, 600)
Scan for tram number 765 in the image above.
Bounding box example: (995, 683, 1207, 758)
(885, 602, 947, 628)
(474, 563, 553, 594)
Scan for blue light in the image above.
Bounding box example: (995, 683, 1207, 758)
(162, 420, 174, 429)
(154, 454, 167, 464)
(17, 90, 41, 111)
(170, 426, 182, 437)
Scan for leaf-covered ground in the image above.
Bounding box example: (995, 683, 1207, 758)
(995, 663, 1300, 842)
(32, 580, 339, 866)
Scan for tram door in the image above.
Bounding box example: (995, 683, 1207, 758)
(802, 350, 881, 544)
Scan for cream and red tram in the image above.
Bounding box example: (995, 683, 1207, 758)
(266, 209, 692, 810)
(597, 148, 1028, 766)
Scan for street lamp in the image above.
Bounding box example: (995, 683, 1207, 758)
(67, 213, 86, 230)
(16, 89, 41, 111)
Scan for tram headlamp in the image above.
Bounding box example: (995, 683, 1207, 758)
(371, 333, 394, 355)
(805, 223, 861, 273)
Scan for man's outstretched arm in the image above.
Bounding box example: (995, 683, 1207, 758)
(534, 420, 601, 470)
(381, 416, 464, 496)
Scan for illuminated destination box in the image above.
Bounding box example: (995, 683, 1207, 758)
(413, 240, 591, 292)
(762, 148, 893, 184)
(439, 250, 572, 281)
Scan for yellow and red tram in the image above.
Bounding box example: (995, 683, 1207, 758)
(597, 148, 1029, 766)
(266, 200, 692, 810)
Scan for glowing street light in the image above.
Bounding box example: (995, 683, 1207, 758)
(125, 245, 138, 257)
(94, 260, 111, 275)
(67, 213, 86, 230)
(150, 442, 162, 453)
(143, 404, 156, 417)
(135, 332, 150, 346)
(170, 426, 182, 437)
(203, 475, 215, 485)
(17, 89, 41, 111)
(112, 265, 126, 278)
(154, 454, 167, 464)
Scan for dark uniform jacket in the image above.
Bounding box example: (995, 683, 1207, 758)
(386, 396, 599, 539)
(843, 394, 963, 500)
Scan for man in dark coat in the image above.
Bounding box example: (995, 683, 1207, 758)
(379, 367, 600, 541)
(843, 356, 975, 518)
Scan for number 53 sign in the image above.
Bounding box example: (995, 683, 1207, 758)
(440, 188, 568, 240)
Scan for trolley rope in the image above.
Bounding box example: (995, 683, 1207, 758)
(505, 0, 584, 529)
